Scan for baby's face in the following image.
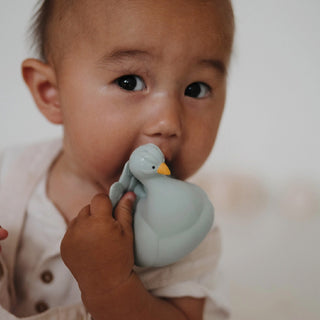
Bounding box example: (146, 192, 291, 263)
(54, 0, 232, 189)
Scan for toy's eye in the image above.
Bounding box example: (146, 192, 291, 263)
(185, 82, 211, 98)
(152, 166, 156, 170)
(116, 75, 146, 91)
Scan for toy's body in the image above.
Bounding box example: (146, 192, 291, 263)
(109, 144, 214, 267)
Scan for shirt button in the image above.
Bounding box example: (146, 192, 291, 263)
(35, 301, 49, 313)
(41, 270, 53, 284)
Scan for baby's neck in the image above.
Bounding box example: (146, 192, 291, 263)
(47, 152, 105, 223)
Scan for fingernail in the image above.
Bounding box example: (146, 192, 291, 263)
(126, 192, 136, 202)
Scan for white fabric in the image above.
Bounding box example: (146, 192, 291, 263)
(14, 175, 82, 317)
(0, 139, 230, 319)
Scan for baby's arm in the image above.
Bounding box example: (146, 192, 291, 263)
(60, 194, 205, 320)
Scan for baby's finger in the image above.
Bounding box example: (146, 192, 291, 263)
(90, 193, 113, 220)
(77, 204, 91, 218)
(68, 205, 90, 227)
(114, 192, 136, 231)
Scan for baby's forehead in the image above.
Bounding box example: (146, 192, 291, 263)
(51, 0, 233, 31)
(47, 0, 234, 63)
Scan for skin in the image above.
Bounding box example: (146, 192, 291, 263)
(18, 0, 233, 319)
(0, 227, 8, 253)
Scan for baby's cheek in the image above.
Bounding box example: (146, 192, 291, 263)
(86, 146, 129, 185)
(181, 140, 214, 178)
(170, 155, 198, 181)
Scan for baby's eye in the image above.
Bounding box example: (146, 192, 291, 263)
(184, 82, 211, 98)
(115, 75, 146, 91)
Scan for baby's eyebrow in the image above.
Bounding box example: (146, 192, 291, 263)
(96, 48, 226, 75)
(97, 49, 152, 67)
(199, 59, 226, 75)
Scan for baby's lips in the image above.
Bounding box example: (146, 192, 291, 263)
(158, 145, 174, 163)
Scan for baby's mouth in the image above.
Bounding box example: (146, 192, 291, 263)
(158, 146, 173, 163)
(164, 158, 177, 178)
(155, 146, 177, 176)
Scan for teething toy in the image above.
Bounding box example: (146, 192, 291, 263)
(109, 143, 214, 267)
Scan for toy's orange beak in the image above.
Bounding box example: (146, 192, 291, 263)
(157, 162, 171, 175)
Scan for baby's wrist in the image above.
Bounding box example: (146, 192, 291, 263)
(82, 271, 148, 319)
(77, 266, 134, 298)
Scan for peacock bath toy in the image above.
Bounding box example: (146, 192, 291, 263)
(109, 143, 214, 268)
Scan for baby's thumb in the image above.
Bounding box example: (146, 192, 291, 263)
(114, 192, 136, 230)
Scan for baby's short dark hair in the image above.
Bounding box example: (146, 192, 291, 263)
(30, 0, 234, 62)
(29, 0, 52, 61)
(29, 0, 75, 62)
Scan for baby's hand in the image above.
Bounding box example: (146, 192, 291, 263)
(60, 192, 136, 297)
(0, 226, 8, 252)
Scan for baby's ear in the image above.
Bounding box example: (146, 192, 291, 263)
(22, 58, 62, 124)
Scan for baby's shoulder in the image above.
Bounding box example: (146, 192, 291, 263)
(0, 139, 62, 186)
(0, 143, 27, 185)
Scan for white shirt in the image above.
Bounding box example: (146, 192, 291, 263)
(14, 174, 82, 316)
(0, 140, 230, 319)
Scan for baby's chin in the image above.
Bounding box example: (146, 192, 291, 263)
(168, 162, 193, 181)
(170, 157, 205, 181)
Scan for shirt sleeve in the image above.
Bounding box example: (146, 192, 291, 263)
(0, 145, 25, 188)
(0, 151, 11, 312)
(135, 226, 230, 319)
(0, 256, 10, 312)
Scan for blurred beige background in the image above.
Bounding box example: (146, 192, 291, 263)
(1, 1, 319, 319)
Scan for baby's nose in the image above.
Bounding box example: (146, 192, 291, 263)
(143, 94, 183, 139)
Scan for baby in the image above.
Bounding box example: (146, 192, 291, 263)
(0, 0, 234, 319)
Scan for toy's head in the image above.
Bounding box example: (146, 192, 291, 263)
(129, 144, 171, 181)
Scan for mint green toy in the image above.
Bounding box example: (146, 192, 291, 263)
(109, 143, 214, 267)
